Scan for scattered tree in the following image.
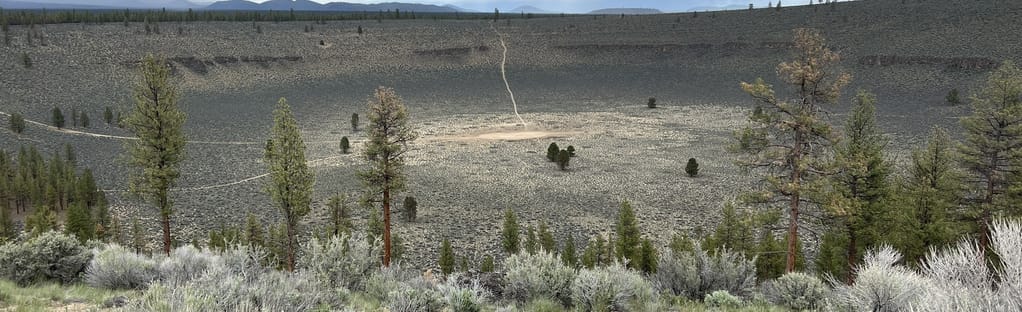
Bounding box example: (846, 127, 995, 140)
(561, 237, 577, 268)
(103, 107, 113, 124)
(340, 136, 351, 154)
(80, 112, 90, 128)
(324, 193, 352, 237)
(264, 97, 315, 271)
(566, 145, 576, 157)
(64, 200, 94, 242)
(685, 158, 699, 177)
(524, 225, 537, 254)
(637, 238, 657, 273)
(244, 213, 265, 247)
(480, 255, 495, 272)
(351, 112, 359, 131)
(946, 88, 961, 106)
(439, 238, 455, 275)
(615, 200, 642, 268)
(9, 113, 25, 134)
(52, 107, 65, 129)
(538, 221, 555, 252)
(501, 208, 520, 255)
(403, 196, 417, 222)
(731, 28, 851, 273)
(546, 142, 559, 162)
(21, 52, 32, 68)
(647, 97, 657, 108)
(556, 149, 571, 170)
(359, 87, 417, 267)
(125, 55, 187, 255)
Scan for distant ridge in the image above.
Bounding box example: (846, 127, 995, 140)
(508, 5, 550, 14)
(205, 0, 460, 12)
(688, 4, 747, 12)
(588, 8, 663, 15)
(0, 0, 199, 9)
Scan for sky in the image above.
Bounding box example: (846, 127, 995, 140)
(219, 0, 818, 13)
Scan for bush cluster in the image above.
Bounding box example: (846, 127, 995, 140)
(0, 231, 92, 286)
(503, 251, 575, 305)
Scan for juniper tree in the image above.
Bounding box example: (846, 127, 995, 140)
(731, 28, 851, 273)
(265, 98, 314, 271)
(685, 158, 699, 177)
(958, 61, 1022, 253)
(359, 87, 417, 267)
(823, 90, 891, 284)
(125, 55, 186, 255)
(894, 127, 964, 266)
(501, 208, 520, 254)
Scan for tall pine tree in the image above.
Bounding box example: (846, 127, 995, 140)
(959, 61, 1022, 253)
(731, 28, 851, 273)
(265, 98, 314, 272)
(125, 54, 186, 255)
(895, 127, 964, 266)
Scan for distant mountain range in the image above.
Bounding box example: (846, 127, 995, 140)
(588, 8, 662, 15)
(688, 4, 748, 12)
(507, 5, 549, 14)
(205, 0, 458, 12)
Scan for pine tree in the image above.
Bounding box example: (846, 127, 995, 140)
(244, 214, 265, 247)
(340, 136, 351, 154)
(9, 113, 25, 134)
(80, 112, 90, 128)
(959, 61, 1022, 253)
(616, 200, 642, 268)
(439, 238, 455, 275)
(403, 196, 417, 222)
(480, 255, 495, 272)
(581, 234, 607, 269)
(756, 231, 785, 281)
(65, 201, 94, 242)
(325, 193, 352, 237)
(131, 218, 146, 254)
(538, 221, 556, 252)
(104, 107, 114, 124)
(501, 208, 520, 255)
(685, 158, 699, 177)
(561, 237, 577, 268)
(525, 225, 538, 254)
(359, 87, 417, 267)
(546, 143, 559, 162)
(638, 238, 657, 273)
(731, 29, 851, 273)
(26, 204, 57, 237)
(93, 194, 111, 241)
(895, 127, 964, 266)
(52, 107, 65, 129)
(351, 113, 359, 131)
(265, 98, 314, 272)
(825, 90, 892, 284)
(557, 150, 571, 170)
(702, 203, 757, 255)
(125, 55, 186, 255)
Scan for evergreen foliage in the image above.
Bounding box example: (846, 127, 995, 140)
(501, 208, 520, 255)
(324, 193, 352, 237)
(647, 97, 657, 108)
(686, 158, 699, 177)
(125, 54, 186, 255)
(104, 106, 114, 124)
(8, 113, 25, 133)
(264, 97, 314, 271)
(946, 88, 961, 106)
(615, 201, 641, 268)
(546, 143, 559, 162)
(439, 238, 455, 275)
(538, 221, 555, 252)
(52, 107, 65, 128)
(561, 237, 577, 268)
(360, 87, 417, 267)
(556, 150, 570, 170)
(403, 196, 417, 222)
(731, 28, 850, 273)
(340, 136, 351, 154)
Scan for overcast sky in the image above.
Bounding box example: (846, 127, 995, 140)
(233, 0, 817, 12)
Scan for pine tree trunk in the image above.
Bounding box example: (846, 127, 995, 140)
(846, 222, 857, 284)
(287, 221, 296, 272)
(160, 195, 171, 255)
(787, 194, 799, 273)
(979, 166, 995, 254)
(383, 188, 392, 267)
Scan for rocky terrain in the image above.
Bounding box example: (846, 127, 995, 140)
(0, 0, 1017, 268)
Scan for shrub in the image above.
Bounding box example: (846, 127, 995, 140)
(365, 263, 419, 301)
(340, 136, 351, 154)
(566, 145, 576, 157)
(704, 290, 743, 309)
(946, 88, 961, 106)
(546, 142, 559, 162)
(129, 265, 332, 311)
(685, 158, 699, 177)
(0, 230, 91, 286)
(653, 249, 700, 298)
(481, 255, 495, 273)
(647, 97, 656, 108)
(403, 196, 417, 222)
(695, 245, 757, 299)
(829, 245, 933, 312)
(388, 276, 443, 312)
(570, 263, 657, 311)
(351, 113, 359, 131)
(438, 273, 490, 312)
(52, 107, 65, 129)
(85, 244, 158, 289)
(763, 272, 828, 310)
(9, 112, 25, 133)
(503, 250, 576, 305)
(158, 245, 219, 286)
(299, 232, 382, 291)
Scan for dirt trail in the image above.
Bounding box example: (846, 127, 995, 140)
(491, 23, 526, 126)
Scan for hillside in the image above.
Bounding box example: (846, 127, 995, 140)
(0, 0, 1016, 267)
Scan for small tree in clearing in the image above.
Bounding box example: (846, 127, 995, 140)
(340, 136, 351, 154)
(648, 97, 657, 108)
(439, 238, 455, 275)
(351, 113, 359, 131)
(557, 149, 571, 170)
(686, 158, 699, 177)
(502, 208, 520, 255)
(265, 98, 315, 271)
(52, 107, 65, 129)
(403, 196, 417, 222)
(546, 142, 560, 162)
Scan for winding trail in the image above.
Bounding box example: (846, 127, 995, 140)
(492, 23, 526, 125)
(102, 155, 345, 193)
(0, 110, 337, 145)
